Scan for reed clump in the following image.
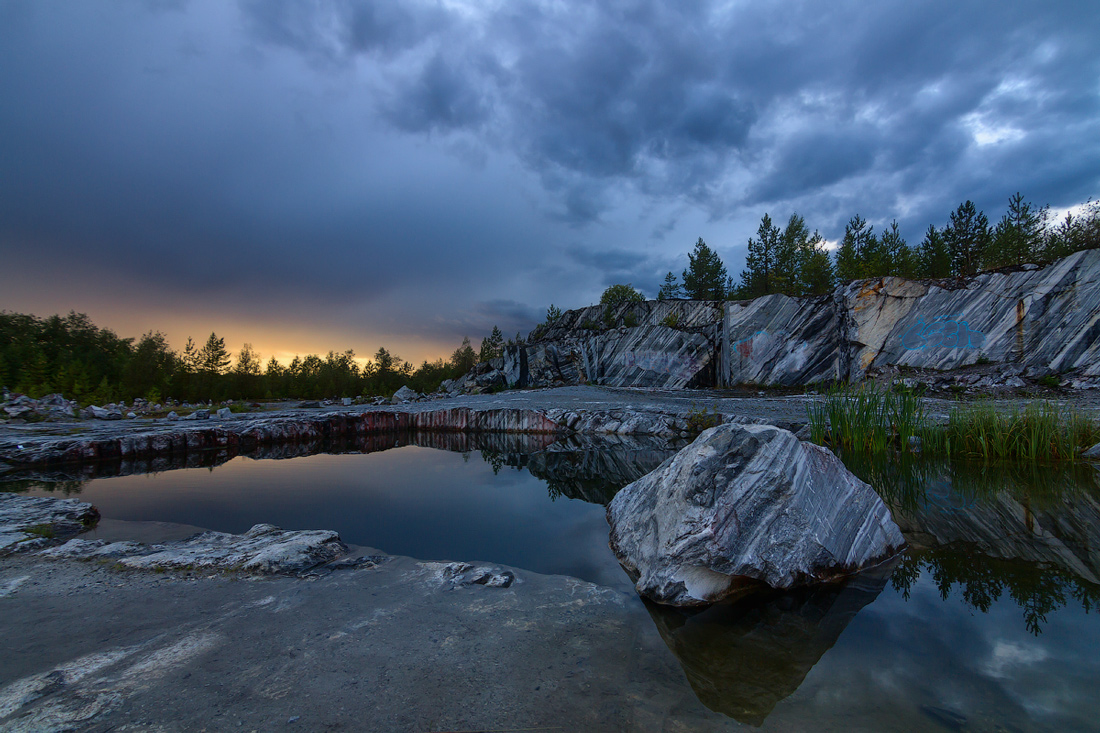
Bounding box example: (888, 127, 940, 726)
(806, 384, 926, 453)
(807, 384, 1099, 461)
(945, 401, 1098, 461)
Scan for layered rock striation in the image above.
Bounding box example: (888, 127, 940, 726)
(607, 423, 905, 606)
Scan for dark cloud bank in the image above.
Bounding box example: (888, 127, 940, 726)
(1, 0, 1097, 357)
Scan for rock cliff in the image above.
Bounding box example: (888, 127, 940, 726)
(468, 249, 1100, 390)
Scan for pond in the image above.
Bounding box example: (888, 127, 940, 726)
(5, 436, 1100, 731)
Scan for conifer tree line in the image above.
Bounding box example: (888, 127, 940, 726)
(657, 194, 1099, 300)
(0, 311, 510, 405)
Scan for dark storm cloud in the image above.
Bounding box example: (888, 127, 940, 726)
(238, 0, 1099, 229)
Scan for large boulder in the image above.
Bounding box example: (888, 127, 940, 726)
(391, 385, 419, 403)
(607, 423, 904, 606)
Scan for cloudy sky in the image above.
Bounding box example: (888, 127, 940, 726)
(2, 0, 1098, 365)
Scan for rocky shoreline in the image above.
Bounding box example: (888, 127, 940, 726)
(0, 399, 789, 473)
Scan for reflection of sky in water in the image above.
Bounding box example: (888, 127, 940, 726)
(11, 447, 1100, 730)
(20, 447, 635, 592)
(774, 570, 1100, 732)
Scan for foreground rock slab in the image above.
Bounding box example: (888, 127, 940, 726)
(0, 493, 100, 554)
(608, 423, 905, 606)
(1, 494, 347, 575)
(51, 523, 349, 575)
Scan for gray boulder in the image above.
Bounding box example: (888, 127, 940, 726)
(216, 407, 232, 419)
(391, 385, 419, 403)
(1084, 442, 1100, 461)
(119, 523, 346, 574)
(88, 405, 122, 420)
(607, 423, 905, 606)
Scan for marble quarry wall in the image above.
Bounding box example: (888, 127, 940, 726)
(492, 249, 1100, 389)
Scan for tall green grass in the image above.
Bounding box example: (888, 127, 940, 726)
(806, 384, 926, 453)
(806, 384, 1099, 461)
(945, 401, 1098, 461)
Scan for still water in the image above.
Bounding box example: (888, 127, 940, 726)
(7, 439, 1100, 730)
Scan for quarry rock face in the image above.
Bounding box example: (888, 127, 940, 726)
(607, 423, 905, 606)
(724, 292, 841, 386)
(473, 250, 1100, 389)
(843, 248, 1100, 379)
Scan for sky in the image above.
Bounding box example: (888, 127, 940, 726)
(1, 0, 1098, 366)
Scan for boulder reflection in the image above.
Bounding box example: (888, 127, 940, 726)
(645, 565, 894, 726)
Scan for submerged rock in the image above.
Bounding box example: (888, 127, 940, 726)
(607, 423, 904, 606)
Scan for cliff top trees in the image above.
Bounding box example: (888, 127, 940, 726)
(917, 225, 952, 278)
(738, 214, 780, 298)
(683, 238, 727, 299)
(987, 192, 1047, 269)
(944, 200, 991, 277)
(450, 337, 477, 374)
(479, 326, 504, 362)
(600, 283, 645, 306)
(657, 272, 684, 300)
(835, 215, 875, 282)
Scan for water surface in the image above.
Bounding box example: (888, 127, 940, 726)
(7, 441, 1100, 730)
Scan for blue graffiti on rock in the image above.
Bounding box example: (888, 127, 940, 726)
(901, 315, 985, 350)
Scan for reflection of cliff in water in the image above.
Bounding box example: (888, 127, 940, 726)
(843, 453, 1100, 632)
(484, 433, 682, 505)
(1, 431, 681, 506)
(647, 565, 893, 726)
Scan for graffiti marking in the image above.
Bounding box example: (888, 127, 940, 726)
(901, 315, 984, 350)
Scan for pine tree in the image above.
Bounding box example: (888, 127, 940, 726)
(773, 214, 802, 294)
(198, 332, 231, 375)
(657, 272, 684, 300)
(879, 220, 914, 277)
(944, 200, 991, 277)
(682, 238, 728, 299)
(799, 231, 835, 295)
(738, 216, 780, 298)
(835, 215, 874, 282)
(917, 225, 951, 278)
(181, 337, 199, 374)
(450, 337, 477, 374)
(479, 326, 505, 362)
(988, 192, 1046, 268)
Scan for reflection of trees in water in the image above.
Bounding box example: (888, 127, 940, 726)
(891, 550, 1100, 635)
(0, 478, 89, 495)
(840, 451, 1100, 634)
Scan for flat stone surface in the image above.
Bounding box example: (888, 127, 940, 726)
(0, 553, 751, 732)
